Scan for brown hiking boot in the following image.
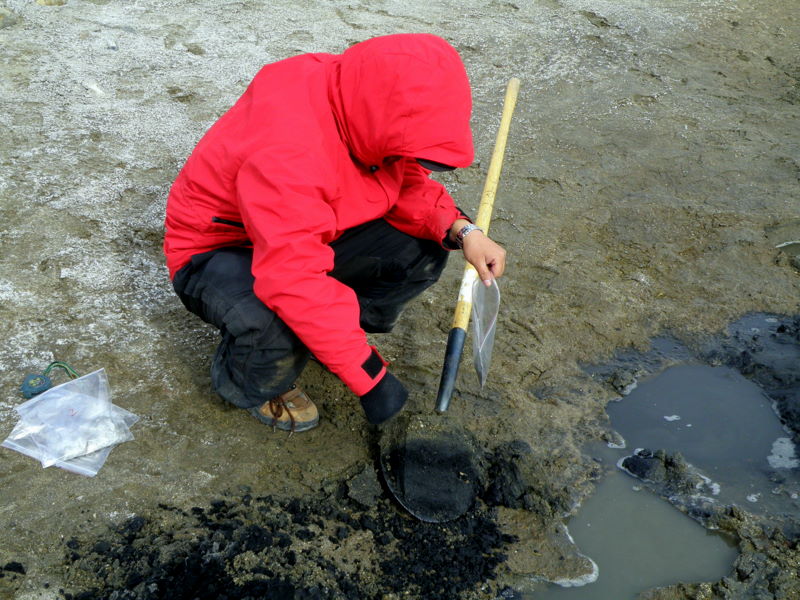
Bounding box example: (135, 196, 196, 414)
(249, 385, 319, 433)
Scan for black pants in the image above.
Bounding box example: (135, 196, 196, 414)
(172, 219, 448, 409)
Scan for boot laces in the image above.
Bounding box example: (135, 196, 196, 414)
(267, 387, 298, 433)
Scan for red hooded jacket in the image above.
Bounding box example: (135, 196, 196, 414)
(164, 34, 474, 396)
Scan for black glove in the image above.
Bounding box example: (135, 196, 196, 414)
(360, 371, 408, 425)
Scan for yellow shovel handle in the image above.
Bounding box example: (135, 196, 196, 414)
(435, 77, 520, 413)
(452, 77, 520, 331)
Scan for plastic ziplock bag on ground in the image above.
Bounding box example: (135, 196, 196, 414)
(53, 404, 139, 476)
(472, 277, 500, 387)
(1, 368, 138, 475)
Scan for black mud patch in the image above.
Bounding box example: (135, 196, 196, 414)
(1, 561, 26, 576)
(57, 481, 520, 600)
(0, 561, 28, 599)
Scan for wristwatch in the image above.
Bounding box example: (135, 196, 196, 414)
(456, 223, 483, 248)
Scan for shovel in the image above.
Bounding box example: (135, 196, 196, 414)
(379, 78, 520, 522)
(436, 77, 519, 412)
(379, 413, 481, 523)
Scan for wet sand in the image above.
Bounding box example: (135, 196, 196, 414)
(1, 0, 798, 598)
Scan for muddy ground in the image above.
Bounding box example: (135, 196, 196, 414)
(0, 0, 798, 598)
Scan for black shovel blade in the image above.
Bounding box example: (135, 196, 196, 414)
(379, 414, 480, 523)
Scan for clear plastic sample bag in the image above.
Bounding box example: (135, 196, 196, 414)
(2, 368, 138, 476)
(472, 277, 500, 387)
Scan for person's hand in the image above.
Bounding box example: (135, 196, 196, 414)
(360, 371, 408, 425)
(462, 230, 506, 287)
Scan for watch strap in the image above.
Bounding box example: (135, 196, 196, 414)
(456, 223, 483, 248)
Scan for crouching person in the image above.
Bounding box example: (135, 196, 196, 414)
(163, 34, 505, 433)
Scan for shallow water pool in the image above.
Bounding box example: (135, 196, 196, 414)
(608, 363, 800, 516)
(535, 359, 800, 598)
(534, 444, 737, 600)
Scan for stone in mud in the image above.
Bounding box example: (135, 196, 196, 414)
(620, 448, 701, 496)
(623, 448, 668, 481)
(609, 369, 638, 395)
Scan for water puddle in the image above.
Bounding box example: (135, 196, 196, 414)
(534, 444, 737, 600)
(533, 314, 800, 599)
(608, 363, 800, 516)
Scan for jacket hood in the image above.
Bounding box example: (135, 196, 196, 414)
(329, 33, 474, 169)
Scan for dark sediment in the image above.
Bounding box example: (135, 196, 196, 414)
(0, 561, 28, 598)
(379, 416, 482, 523)
(55, 458, 529, 600)
(482, 440, 542, 512)
(14, 315, 800, 600)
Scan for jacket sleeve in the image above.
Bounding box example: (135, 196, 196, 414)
(384, 159, 469, 248)
(236, 148, 386, 396)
